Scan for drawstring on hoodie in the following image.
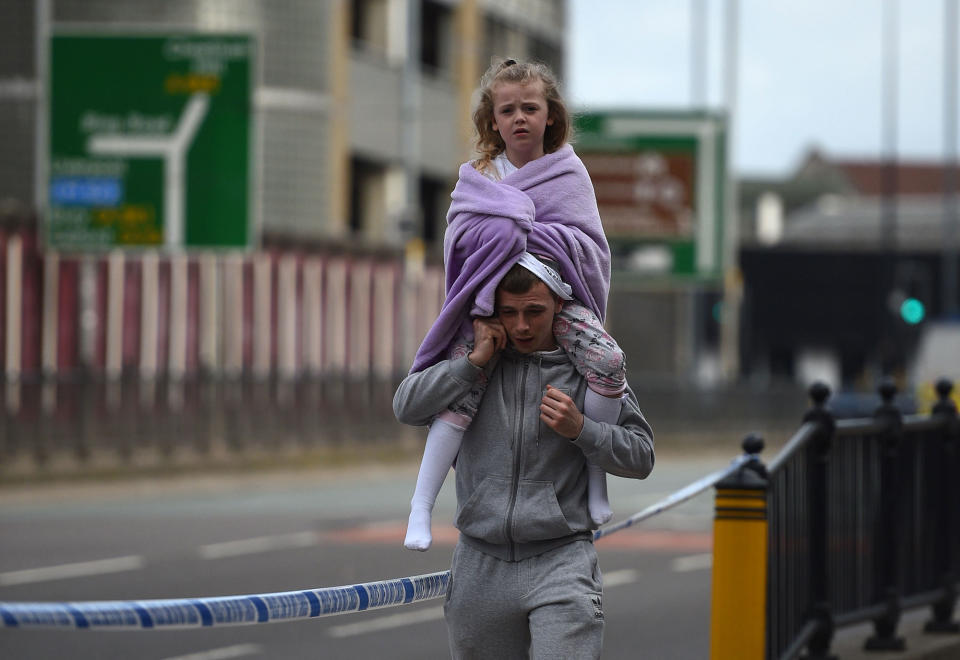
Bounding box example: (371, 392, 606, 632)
(536, 354, 543, 449)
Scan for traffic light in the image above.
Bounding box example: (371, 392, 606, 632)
(890, 261, 932, 327)
(899, 297, 926, 325)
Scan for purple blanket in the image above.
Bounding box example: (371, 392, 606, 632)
(410, 144, 610, 373)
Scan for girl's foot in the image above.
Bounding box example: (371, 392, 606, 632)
(589, 496, 613, 526)
(404, 507, 433, 551)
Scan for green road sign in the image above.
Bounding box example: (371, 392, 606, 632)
(47, 32, 253, 250)
(574, 111, 727, 280)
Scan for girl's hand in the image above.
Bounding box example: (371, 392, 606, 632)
(540, 385, 585, 439)
(468, 317, 506, 367)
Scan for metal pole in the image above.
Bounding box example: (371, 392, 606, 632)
(943, 0, 959, 317)
(803, 383, 838, 658)
(925, 379, 960, 632)
(690, 0, 708, 107)
(865, 379, 906, 651)
(34, 0, 51, 216)
(709, 434, 767, 659)
(719, 0, 741, 381)
(879, 0, 900, 376)
(882, 0, 899, 251)
(400, 0, 422, 242)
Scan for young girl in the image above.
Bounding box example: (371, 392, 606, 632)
(404, 58, 627, 551)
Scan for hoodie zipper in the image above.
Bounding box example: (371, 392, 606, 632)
(503, 357, 528, 562)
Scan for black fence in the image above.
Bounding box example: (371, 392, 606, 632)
(766, 379, 960, 659)
(0, 376, 407, 476)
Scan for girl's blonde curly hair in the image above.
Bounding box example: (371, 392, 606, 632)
(472, 58, 571, 173)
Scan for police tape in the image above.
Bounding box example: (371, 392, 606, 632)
(592, 454, 753, 541)
(0, 454, 754, 630)
(0, 571, 449, 630)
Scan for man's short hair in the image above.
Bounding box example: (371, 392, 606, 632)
(498, 262, 540, 294)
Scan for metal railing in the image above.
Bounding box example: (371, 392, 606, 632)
(764, 379, 960, 659)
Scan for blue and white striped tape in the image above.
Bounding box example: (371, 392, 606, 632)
(593, 454, 751, 541)
(0, 454, 753, 630)
(0, 571, 448, 630)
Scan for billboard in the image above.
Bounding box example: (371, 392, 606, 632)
(47, 32, 254, 250)
(575, 111, 727, 280)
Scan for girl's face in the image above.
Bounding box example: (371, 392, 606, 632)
(491, 79, 554, 169)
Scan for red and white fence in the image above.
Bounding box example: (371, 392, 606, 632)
(1, 224, 445, 383)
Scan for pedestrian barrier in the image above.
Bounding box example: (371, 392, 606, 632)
(0, 450, 759, 630)
(710, 379, 960, 660)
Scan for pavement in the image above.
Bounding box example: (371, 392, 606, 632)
(832, 608, 960, 660)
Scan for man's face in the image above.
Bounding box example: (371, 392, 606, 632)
(495, 281, 562, 354)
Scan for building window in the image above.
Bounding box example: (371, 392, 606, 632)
(421, 0, 454, 74)
(351, 0, 388, 54)
(350, 157, 387, 238)
(483, 15, 512, 67)
(419, 175, 450, 245)
(529, 35, 562, 74)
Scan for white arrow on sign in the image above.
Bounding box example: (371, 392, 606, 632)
(87, 93, 210, 248)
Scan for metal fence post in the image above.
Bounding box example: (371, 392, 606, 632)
(803, 382, 838, 659)
(925, 379, 960, 634)
(710, 434, 768, 660)
(865, 378, 905, 651)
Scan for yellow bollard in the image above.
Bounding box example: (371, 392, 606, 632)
(710, 435, 768, 660)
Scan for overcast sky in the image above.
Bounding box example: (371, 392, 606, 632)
(567, 0, 951, 177)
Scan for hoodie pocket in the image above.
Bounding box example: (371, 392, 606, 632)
(512, 480, 576, 542)
(455, 475, 512, 544)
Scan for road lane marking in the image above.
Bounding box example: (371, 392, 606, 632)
(0, 555, 145, 586)
(671, 553, 713, 572)
(199, 531, 320, 559)
(327, 605, 445, 638)
(602, 568, 640, 587)
(161, 643, 262, 660)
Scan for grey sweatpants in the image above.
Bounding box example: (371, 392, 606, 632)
(443, 540, 605, 659)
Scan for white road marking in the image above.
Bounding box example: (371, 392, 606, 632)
(198, 531, 320, 559)
(0, 555, 145, 586)
(602, 568, 640, 587)
(160, 643, 262, 660)
(671, 553, 713, 572)
(327, 606, 445, 638)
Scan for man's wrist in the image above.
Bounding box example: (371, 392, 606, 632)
(570, 414, 593, 443)
(450, 353, 483, 383)
(467, 351, 485, 368)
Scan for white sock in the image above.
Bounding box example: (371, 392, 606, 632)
(405, 419, 464, 551)
(583, 389, 620, 525)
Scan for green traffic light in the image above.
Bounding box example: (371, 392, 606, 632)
(900, 298, 925, 324)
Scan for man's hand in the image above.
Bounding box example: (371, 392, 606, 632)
(540, 384, 585, 439)
(468, 317, 507, 367)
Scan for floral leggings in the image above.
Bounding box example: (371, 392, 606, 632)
(438, 300, 626, 429)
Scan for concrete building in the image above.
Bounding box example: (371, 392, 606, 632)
(0, 0, 566, 254)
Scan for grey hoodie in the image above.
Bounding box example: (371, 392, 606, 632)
(394, 346, 655, 561)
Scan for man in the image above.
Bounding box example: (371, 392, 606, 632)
(393, 255, 654, 659)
